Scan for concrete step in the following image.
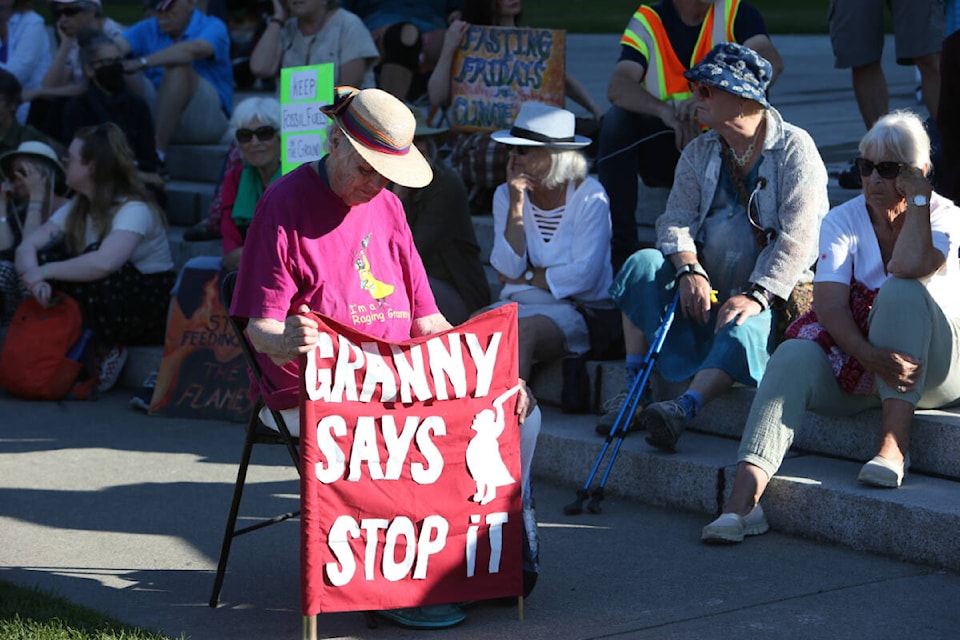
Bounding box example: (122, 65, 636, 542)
(165, 180, 215, 227)
(528, 357, 960, 481)
(534, 407, 960, 573)
(165, 144, 230, 183)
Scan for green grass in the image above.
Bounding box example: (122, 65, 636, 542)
(0, 581, 182, 640)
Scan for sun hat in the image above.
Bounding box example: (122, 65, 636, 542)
(0, 141, 66, 184)
(683, 42, 773, 109)
(320, 87, 433, 188)
(491, 102, 591, 149)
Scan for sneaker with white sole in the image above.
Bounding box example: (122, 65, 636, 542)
(97, 345, 128, 392)
(594, 386, 647, 436)
(129, 370, 158, 412)
(643, 399, 686, 451)
(701, 504, 769, 544)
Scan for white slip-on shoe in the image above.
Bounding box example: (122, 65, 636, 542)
(701, 504, 769, 544)
(858, 454, 909, 488)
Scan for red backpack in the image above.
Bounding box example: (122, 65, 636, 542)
(0, 293, 98, 400)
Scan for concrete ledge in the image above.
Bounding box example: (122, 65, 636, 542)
(165, 144, 230, 183)
(534, 408, 960, 572)
(166, 180, 215, 227)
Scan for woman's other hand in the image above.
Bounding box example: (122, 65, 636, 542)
(442, 19, 469, 57)
(714, 294, 763, 333)
(270, 0, 287, 23)
(281, 304, 320, 361)
(860, 344, 922, 392)
(515, 378, 537, 424)
(16, 160, 48, 205)
(895, 164, 932, 202)
(31, 281, 51, 307)
(506, 154, 532, 209)
(678, 269, 712, 324)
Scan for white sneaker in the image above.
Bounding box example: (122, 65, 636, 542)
(858, 454, 909, 488)
(701, 504, 769, 544)
(97, 345, 128, 392)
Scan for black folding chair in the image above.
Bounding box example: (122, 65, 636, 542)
(209, 270, 301, 608)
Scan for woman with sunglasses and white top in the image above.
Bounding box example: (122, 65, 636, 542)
(701, 110, 960, 543)
(596, 43, 829, 449)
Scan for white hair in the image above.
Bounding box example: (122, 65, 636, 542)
(229, 96, 281, 132)
(859, 109, 932, 170)
(542, 148, 588, 189)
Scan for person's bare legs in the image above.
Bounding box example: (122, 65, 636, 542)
(915, 52, 941, 120)
(875, 397, 913, 465)
(378, 23, 419, 100)
(686, 367, 734, 405)
(852, 61, 889, 129)
(724, 462, 770, 516)
(155, 64, 199, 154)
(517, 314, 568, 381)
(622, 312, 646, 354)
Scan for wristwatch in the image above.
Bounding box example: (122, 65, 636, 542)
(910, 194, 929, 207)
(523, 269, 535, 282)
(139, 56, 149, 70)
(742, 284, 775, 310)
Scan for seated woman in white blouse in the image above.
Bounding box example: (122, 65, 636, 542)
(14, 122, 175, 390)
(488, 102, 614, 379)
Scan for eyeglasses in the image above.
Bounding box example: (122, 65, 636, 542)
(689, 82, 713, 100)
(52, 5, 86, 18)
(235, 126, 278, 143)
(854, 157, 904, 180)
(746, 177, 777, 244)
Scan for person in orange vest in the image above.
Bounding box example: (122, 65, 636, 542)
(598, 0, 783, 272)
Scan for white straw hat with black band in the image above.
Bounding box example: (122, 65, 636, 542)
(491, 101, 591, 149)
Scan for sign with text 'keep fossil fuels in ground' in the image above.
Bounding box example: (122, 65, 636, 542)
(299, 306, 522, 615)
(280, 63, 334, 174)
(450, 26, 565, 133)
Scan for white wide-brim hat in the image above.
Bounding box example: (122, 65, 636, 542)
(0, 141, 65, 185)
(321, 87, 433, 188)
(491, 101, 591, 149)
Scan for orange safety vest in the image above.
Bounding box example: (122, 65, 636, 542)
(620, 0, 741, 102)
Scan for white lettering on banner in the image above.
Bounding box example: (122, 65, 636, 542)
(325, 515, 450, 585)
(305, 332, 504, 404)
(313, 414, 446, 484)
(281, 104, 328, 132)
(465, 512, 508, 577)
(286, 134, 324, 164)
(290, 70, 318, 100)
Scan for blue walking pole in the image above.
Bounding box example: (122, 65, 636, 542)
(564, 287, 681, 515)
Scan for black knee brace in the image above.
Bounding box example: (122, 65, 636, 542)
(381, 22, 422, 70)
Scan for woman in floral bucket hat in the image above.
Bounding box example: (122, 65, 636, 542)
(595, 43, 830, 451)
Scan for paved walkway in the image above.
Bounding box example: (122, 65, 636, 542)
(3, 392, 960, 640)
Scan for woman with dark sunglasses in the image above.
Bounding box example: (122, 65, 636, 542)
(595, 42, 829, 448)
(702, 110, 960, 544)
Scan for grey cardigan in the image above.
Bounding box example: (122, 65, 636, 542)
(655, 107, 829, 301)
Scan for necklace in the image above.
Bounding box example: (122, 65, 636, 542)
(726, 120, 765, 167)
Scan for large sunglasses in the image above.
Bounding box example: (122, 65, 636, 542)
(235, 126, 278, 143)
(53, 5, 87, 18)
(689, 82, 713, 99)
(854, 157, 904, 180)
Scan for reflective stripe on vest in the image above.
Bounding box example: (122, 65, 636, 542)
(620, 0, 741, 102)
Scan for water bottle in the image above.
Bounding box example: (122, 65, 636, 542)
(67, 329, 95, 362)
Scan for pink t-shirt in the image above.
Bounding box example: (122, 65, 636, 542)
(230, 162, 439, 410)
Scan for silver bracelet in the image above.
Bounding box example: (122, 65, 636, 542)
(675, 262, 710, 285)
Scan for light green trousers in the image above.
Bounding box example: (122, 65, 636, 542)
(738, 278, 960, 479)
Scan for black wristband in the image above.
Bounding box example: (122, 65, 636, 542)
(269, 16, 284, 26)
(675, 262, 710, 285)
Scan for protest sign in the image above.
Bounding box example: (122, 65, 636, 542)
(280, 64, 335, 174)
(449, 26, 566, 132)
(300, 305, 522, 614)
(150, 266, 253, 422)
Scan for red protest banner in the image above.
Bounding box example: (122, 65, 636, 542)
(300, 305, 523, 615)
